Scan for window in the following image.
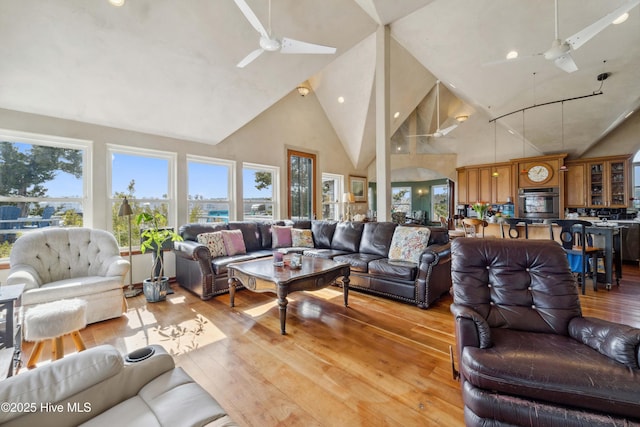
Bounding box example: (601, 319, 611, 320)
(188, 156, 234, 223)
(321, 173, 343, 220)
(431, 184, 449, 220)
(633, 151, 640, 210)
(392, 187, 412, 213)
(109, 145, 176, 247)
(0, 129, 90, 258)
(288, 150, 316, 220)
(243, 163, 279, 220)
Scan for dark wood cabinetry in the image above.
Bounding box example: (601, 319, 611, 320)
(565, 155, 631, 208)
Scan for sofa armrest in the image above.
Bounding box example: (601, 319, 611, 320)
(6, 264, 42, 290)
(418, 242, 450, 266)
(103, 255, 130, 278)
(450, 303, 492, 349)
(569, 316, 640, 369)
(174, 240, 211, 262)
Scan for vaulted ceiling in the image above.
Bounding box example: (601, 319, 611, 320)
(1, 0, 639, 171)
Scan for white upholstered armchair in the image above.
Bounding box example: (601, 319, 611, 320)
(6, 228, 130, 324)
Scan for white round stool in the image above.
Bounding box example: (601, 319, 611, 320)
(24, 299, 88, 368)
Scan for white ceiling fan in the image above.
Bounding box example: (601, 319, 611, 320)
(499, 0, 640, 73)
(233, 0, 337, 68)
(407, 81, 458, 139)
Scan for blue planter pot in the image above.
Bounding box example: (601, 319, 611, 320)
(143, 277, 169, 302)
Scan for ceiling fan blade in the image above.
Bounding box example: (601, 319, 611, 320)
(565, 0, 640, 51)
(439, 124, 458, 136)
(280, 37, 336, 54)
(554, 52, 578, 73)
(233, 0, 270, 39)
(237, 48, 265, 68)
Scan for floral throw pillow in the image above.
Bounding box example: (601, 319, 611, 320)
(272, 225, 293, 248)
(221, 229, 247, 256)
(197, 231, 227, 257)
(291, 228, 314, 248)
(388, 226, 431, 263)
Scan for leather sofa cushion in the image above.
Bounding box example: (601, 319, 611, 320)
(179, 223, 228, 242)
(303, 248, 351, 259)
(462, 328, 640, 420)
(368, 258, 417, 281)
(331, 222, 365, 252)
(228, 222, 261, 252)
(333, 253, 385, 273)
(358, 222, 396, 257)
(311, 221, 337, 249)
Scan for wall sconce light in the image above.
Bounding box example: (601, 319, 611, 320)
(297, 86, 310, 97)
(455, 115, 469, 123)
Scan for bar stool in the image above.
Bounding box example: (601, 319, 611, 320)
(550, 219, 602, 294)
(462, 218, 488, 238)
(500, 218, 533, 239)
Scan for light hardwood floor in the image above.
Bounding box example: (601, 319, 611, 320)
(18, 265, 640, 426)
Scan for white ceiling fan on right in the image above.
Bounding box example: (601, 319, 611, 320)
(531, 0, 640, 73)
(407, 80, 458, 139)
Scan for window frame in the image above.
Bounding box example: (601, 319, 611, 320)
(321, 173, 344, 221)
(107, 144, 177, 238)
(187, 155, 236, 223)
(0, 128, 93, 225)
(243, 162, 280, 220)
(287, 149, 316, 220)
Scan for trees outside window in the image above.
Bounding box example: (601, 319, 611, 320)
(288, 150, 315, 220)
(0, 131, 88, 258)
(243, 163, 278, 220)
(431, 184, 449, 220)
(322, 173, 343, 220)
(392, 187, 411, 213)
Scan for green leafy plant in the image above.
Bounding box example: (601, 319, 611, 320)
(136, 211, 183, 283)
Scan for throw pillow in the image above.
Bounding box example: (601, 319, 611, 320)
(291, 228, 314, 248)
(272, 225, 292, 248)
(221, 229, 247, 256)
(388, 226, 431, 263)
(197, 231, 227, 257)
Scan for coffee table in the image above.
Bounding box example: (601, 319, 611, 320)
(228, 257, 350, 334)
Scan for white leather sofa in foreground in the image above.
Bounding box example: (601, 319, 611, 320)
(0, 345, 236, 427)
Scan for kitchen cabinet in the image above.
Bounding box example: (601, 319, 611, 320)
(456, 163, 513, 205)
(586, 156, 630, 208)
(564, 162, 587, 207)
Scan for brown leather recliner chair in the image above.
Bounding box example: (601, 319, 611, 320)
(450, 238, 640, 426)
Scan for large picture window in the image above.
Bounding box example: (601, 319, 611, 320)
(243, 163, 279, 220)
(431, 184, 449, 220)
(188, 156, 234, 223)
(108, 145, 176, 247)
(391, 187, 412, 213)
(0, 130, 90, 259)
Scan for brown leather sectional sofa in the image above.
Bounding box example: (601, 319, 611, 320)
(173, 220, 452, 309)
(451, 238, 640, 426)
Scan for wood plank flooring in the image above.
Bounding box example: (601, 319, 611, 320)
(18, 264, 640, 426)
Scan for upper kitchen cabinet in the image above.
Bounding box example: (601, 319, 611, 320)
(565, 155, 631, 208)
(456, 163, 513, 205)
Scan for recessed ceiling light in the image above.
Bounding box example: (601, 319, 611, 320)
(625, 110, 634, 119)
(397, 146, 401, 151)
(393, 111, 400, 119)
(506, 50, 518, 60)
(508, 130, 515, 135)
(613, 12, 629, 24)
(337, 96, 345, 104)
(109, 0, 125, 6)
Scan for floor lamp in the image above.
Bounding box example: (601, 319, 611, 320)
(119, 197, 141, 298)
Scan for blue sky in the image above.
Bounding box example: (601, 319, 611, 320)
(38, 151, 271, 199)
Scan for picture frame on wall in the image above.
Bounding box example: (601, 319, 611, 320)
(349, 175, 367, 203)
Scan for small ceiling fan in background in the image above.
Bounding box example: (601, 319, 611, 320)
(489, 0, 640, 73)
(407, 80, 458, 139)
(233, 0, 337, 68)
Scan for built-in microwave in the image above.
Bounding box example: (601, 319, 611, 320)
(518, 187, 560, 219)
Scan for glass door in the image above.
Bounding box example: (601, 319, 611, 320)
(288, 150, 316, 220)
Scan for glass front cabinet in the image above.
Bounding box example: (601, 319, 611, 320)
(587, 157, 629, 208)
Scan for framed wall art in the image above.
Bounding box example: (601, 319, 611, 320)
(349, 175, 367, 203)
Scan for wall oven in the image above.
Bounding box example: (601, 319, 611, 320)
(518, 187, 560, 219)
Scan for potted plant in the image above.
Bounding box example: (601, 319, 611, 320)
(136, 211, 183, 302)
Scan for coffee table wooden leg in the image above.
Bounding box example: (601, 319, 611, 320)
(277, 289, 288, 335)
(342, 274, 350, 307)
(229, 277, 237, 307)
